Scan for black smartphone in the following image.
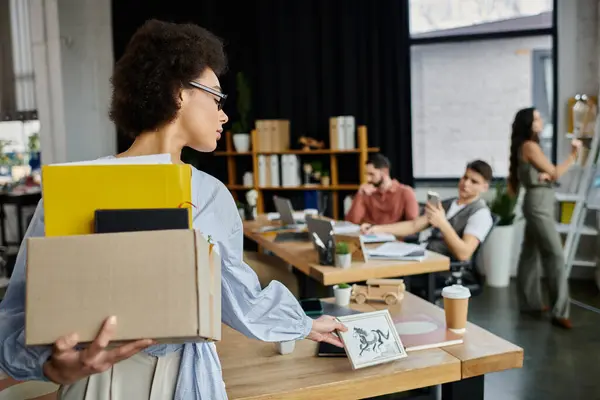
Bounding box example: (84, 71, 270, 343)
(299, 298, 323, 316)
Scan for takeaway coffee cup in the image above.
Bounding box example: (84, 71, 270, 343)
(442, 284, 471, 334)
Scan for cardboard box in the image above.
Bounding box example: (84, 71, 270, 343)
(25, 229, 221, 346)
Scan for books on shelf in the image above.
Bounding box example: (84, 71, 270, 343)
(329, 116, 356, 150)
(255, 119, 290, 152)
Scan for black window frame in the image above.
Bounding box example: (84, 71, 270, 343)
(406, 0, 558, 185)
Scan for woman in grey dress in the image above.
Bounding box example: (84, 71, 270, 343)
(508, 107, 581, 329)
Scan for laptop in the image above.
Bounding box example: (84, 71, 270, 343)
(273, 196, 305, 227)
(306, 215, 335, 251)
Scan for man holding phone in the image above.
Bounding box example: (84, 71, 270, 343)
(361, 160, 494, 262)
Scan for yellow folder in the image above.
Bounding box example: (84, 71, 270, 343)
(42, 164, 193, 236)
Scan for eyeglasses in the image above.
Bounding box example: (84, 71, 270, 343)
(188, 81, 228, 110)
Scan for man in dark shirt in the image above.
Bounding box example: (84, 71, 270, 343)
(345, 153, 419, 225)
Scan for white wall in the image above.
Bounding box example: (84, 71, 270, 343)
(411, 36, 552, 179)
(30, 0, 115, 164)
(57, 0, 115, 162)
(417, 0, 600, 280)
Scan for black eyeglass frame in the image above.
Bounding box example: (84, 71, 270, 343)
(188, 81, 228, 110)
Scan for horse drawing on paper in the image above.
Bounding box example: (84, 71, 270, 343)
(352, 326, 390, 356)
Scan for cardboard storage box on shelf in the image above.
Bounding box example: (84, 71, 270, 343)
(25, 229, 221, 346)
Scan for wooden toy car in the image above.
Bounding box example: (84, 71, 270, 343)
(351, 278, 406, 305)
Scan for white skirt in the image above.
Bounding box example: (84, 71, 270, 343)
(58, 349, 181, 400)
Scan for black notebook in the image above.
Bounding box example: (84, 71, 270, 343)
(94, 208, 190, 233)
(317, 341, 347, 357)
(315, 303, 360, 357)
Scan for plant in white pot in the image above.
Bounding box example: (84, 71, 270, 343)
(480, 182, 518, 288)
(333, 283, 352, 306)
(335, 242, 352, 269)
(236, 201, 245, 220)
(231, 72, 252, 152)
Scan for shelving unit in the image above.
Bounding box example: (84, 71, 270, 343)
(214, 125, 379, 219)
(554, 96, 600, 289)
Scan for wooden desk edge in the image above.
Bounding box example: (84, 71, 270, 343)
(244, 230, 313, 275)
(458, 347, 524, 379)
(228, 355, 461, 400)
(312, 257, 450, 286)
(244, 227, 451, 284)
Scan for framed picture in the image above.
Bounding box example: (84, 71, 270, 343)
(336, 309, 407, 369)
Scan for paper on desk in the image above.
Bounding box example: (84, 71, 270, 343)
(360, 233, 397, 243)
(51, 153, 172, 166)
(367, 241, 426, 261)
(332, 221, 360, 234)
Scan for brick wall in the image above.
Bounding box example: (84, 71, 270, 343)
(411, 36, 552, 179)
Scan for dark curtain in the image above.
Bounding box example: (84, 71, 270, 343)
(253, 0, 413, 185)
(112, 0, 413, 186)
(111, 0, 257, 177)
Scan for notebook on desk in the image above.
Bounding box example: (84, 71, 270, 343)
(360, 233, 397, 244)
(367, 241, 426, 261)
(316, 303, 362, 358)
(393, 313, 463, 352)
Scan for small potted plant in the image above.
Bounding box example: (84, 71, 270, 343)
(335, 242, 352, 269)
(479, 181, 518, 287)
(236, 200, 245, 220)
(231, 72, 252, 152)
(333, 282, 352, 306)
(321, 171, 330, 186)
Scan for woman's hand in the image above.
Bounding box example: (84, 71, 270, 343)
(571, 139, 583, 155)
(43, 316, 155, 385)
(306, 315, 348, 348)
(539, 172, 552, 183)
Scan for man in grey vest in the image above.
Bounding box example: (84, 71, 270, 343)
(361, 160, 494, 261)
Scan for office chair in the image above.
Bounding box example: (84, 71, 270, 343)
(431, 213, 501, 302)
(409, 202, 500, 303)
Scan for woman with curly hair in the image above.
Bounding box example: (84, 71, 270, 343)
(508, 107, 581, 329)
(0, 20, 346, 399)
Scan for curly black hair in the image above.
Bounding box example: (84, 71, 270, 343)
(109, 19, 227, 137)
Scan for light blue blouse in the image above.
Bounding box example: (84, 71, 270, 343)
(0, 166, 313, 399)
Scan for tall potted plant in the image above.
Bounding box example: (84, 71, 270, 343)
(231, 72, 252, 152)
(479, 182, 518, 287)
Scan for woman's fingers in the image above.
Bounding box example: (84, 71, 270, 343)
(53, 333, 79, 355)
(84, 316, 117, 364)
(109, 339, 155, 364)
(322, 333, 344, 348)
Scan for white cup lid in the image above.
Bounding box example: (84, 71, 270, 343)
(442, 284, 471, 299)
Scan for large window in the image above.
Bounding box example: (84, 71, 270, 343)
(409, 0, 555, 179)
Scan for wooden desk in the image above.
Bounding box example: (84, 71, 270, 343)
(217, 292, 523, 400)
(243, 218, 450, 286)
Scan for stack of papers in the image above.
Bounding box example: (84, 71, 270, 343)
(332, 220, 360, 234)
(360, 233, 397, 243)
(367, 241, 426, 261)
